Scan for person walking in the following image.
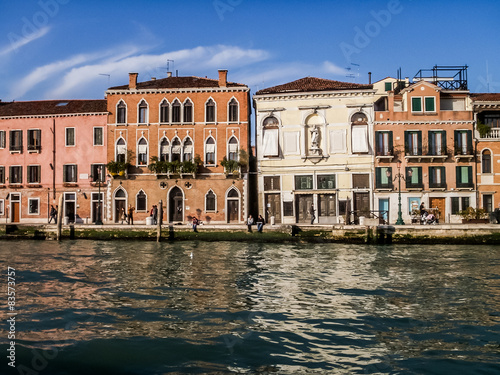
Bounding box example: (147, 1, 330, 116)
(127, 204, 135, 225)
(247, 215, 254, 232)
(310, 203, 316, 224)
(256, 215, 265, 233)
(192, 216, 199, 232)
(49, 205, 57, 224)
(120, 207, 126, 224)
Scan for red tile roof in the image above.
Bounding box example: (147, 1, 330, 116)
(255, 77, 372, 95)
(471, 93, 500, 102)
(0, 100, 107, 117)
(108, 76, 247, 90)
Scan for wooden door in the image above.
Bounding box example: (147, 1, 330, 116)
(295, 194, 313, 223)
(115, 200, 126, 223)
(227, 200, 239, 223)
(265, 193, 281, 223)
(169, 187, 183, 222)
(11, 202, 20, 223)
(429, 197, 445, 221)
(318, 194, 336, 217)
(354, 192, 370, 224)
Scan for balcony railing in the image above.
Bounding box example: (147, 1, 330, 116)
(480, 128, 500, 139)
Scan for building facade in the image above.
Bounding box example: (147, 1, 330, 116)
(254, 77, 375, 224)
(105, 70, 251, 224)
(0, 100, 108, 223)
(373, 66, 475, 224)
(472, 93, 500, 214)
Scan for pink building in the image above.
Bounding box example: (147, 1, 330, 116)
(0, 100, 107, 223)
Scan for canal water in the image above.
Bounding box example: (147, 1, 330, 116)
(0, 240, 499, 374)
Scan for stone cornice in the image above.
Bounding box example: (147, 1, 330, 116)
(106, 87, 249, 96)
(0, 112, 108, 120)
(374, 120, 474, 126)
(253, 89, 375, 102)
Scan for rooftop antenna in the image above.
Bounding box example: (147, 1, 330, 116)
(157, 59, 175, 78)
(99, 73, 110, 86)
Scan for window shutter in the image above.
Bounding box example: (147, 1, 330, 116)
(375, 168, 381, 187)
(466, 130, 472, 154)
(351, 125, 368, 153)
(467, 166, 472, 185)
(454, 130, 459, 151)
(417, 131, 422, 155)
(442, 167, 446, 186)
(441, 131, 447, 152)
(417, 167, 422, 185)
(429, 132, 434, 155)
(388, 131, 393, 153)
(404, 131, 408, 153)
(262, 129, 279, 156)
(429, 167, 434, 185)
(63, 166, 67, 182)
(456, 166, 461, 186)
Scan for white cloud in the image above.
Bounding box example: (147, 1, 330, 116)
(0, 26, 50, 57)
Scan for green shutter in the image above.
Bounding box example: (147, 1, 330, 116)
(429, 132, 434, 155)
(385, 82, 392, 91)
(451, 197, 459, 214)
(441, 131, 447, 153)
(454, 130, 459, 153)
(404, 131, 408, 154)
(417, 167, 422, 186)
(388, 131, 393, 154)
(456, 166, 461, 186)
(466, 130, 473, 154)
(376, 168, 381, 187)
(412, 97, 422, 112)
(425, 97, 435, 112)
(442, 167, 446, 187)
(429, 167, 434, 185)
(417, 131, 422, 155)
(467, 166, 472, 185)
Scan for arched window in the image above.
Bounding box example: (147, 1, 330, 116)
(183, 138, 193, 162)
(137, 137, 148, 165)
(159, 137, 170, 161)
(172, 100, 181, 123)
(205, 190, 216, 212)
(206, 98, 215, 123)
(138, 100, 148, 124)
(115, 188, 126, 198)
(482, 149, 492, 174)
(351, 111, 369, 153)
(228, 188, 239, 198)
(228, 136, 238, 161)
(117, 101, 126, 124)
(116, 138, 126, 162)
(228, 98, 238, 122)
(262, 116, 279, 157)
(136, 190, 147, 212)
(183, 99, 193, 123)
(171, 138, 181, 162)
(205, 137, 216, 165)
(160, 100, 169, 123)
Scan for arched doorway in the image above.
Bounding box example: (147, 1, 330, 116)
(169, 186, 183, 222)
(226, 188, 240, 223)
(114, 188, 127, 223)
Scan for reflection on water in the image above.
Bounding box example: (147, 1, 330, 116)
(1, 240, 499, 374)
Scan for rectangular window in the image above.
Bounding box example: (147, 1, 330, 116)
(405, 131, 422, 156)
(65, 128, 75, 146)
(9, 130, 23, 152)
(375, 167, 392, 189)
(283, 201, 293, 216)
(63, 164, 77, 183)
(138, 106, 147, 124)
(406, 167, 422, 188)
(411, 97, 422, 112)
(454, 130, 472, 155)
(295, 175, 313, 190)
(483, 194, 493, 213)
(351, 125, 368, 153)
(0, 199, 4, 215)
(9, 166, 22, 184)
(0, 166, 4, 184)
(264, 176, 280, 191)
(262, 128, 279, 157)
(27, 165, 41, 184)
(172, 104, 181, 123)
(27, 129, 41, 152)
(429, 166, 446, 188)
(452, 197, 470, 214)
(353, 174, 370, 189)
(375, 131, 393, 156)
(317, 175, 336, 189)
(456, 166, 473, 188)
(0, 131, 5, 148)
(93, 127, 103, 146)
(428, 131, 446, 155)
(385, 82, 392, 91)
(28, 198, 39, 215)
(91, 164, 106, 182)
(424, 97, 435, 112)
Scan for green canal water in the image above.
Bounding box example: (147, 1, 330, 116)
(0, 240, 499, 374)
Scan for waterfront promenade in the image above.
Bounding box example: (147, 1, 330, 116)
(1, 222, 500, 244)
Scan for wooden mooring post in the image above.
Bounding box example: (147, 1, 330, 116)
(56, 194, 63, 241)
(157, 200, 163, 242)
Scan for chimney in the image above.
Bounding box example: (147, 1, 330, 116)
(167, 72, 172, 78)
(129, 72, 138, 90)
(368, 72, 372, 84)
(218, 69, 228, 87)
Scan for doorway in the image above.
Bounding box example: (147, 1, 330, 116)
(64, 193, 76, 223)
(226, 188, 240, 223)
(318, 194, 336, 223)
(10, 193, 21, 223)
(169, 187, 184, 222)
(353, 192, 370, 224)
(429, 197, 445, 222)
(92, 192, 104, 223)
(265, 193, 281, 224)
(295, 194, 313, 223)
(379, 198, 389, 224)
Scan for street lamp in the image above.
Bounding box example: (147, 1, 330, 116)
(95, 166, 103, 225)
(386, 161, 412, 225)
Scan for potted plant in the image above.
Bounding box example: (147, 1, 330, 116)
(458, 207, 489, 223)
(477, 119, 491, 138)
(220, 156, 240, 178)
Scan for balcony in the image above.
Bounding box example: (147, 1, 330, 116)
(479, 128, 500, 140)
(454, 147, 474, 162)
(429, 182, 447, 191)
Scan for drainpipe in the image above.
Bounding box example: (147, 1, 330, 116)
(52, 119, 56, 200)
(474, 112, 479, 209)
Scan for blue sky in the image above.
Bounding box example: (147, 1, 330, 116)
(0, 0, 499, 101)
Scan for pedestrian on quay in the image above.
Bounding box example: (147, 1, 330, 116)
(49, 205, 57, 224)
(128, 204, 135, 225)
(310, 203, 316, 224)
(152, 205, 158, 225)
(192, 216, 199, 232)
(247, 215, 254, 232)
(256, 215, 265, 233)
(120, 207, 127, 224)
